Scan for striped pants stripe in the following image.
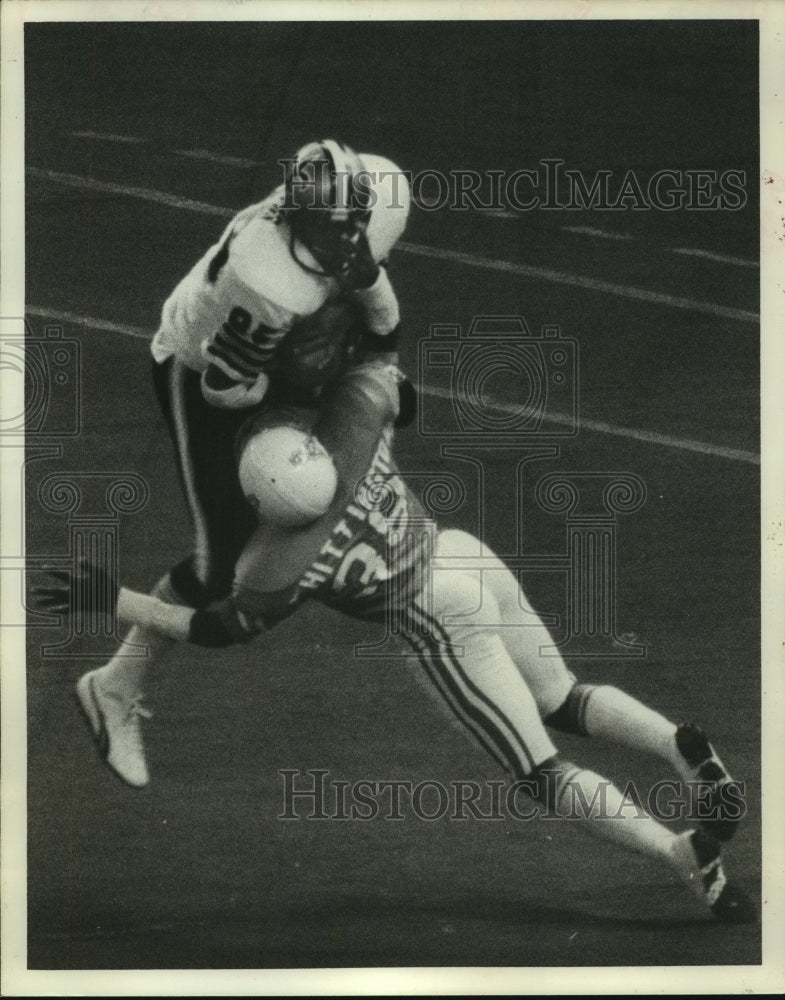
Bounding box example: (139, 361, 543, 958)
(395, 529, 575, 781)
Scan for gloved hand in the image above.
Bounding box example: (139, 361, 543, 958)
(335, 229, 380, 292)
(32, 558, 118, 621)
(200, 363, 270, 409)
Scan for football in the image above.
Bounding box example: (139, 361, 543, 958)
(238, 422, 338, 527)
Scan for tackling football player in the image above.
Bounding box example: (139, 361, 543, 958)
(38, 340, 754, 924)
(68, 140, 411, 787)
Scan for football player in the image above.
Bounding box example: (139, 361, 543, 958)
(71, 140, 411, 786)
(39, 339, 753, 923)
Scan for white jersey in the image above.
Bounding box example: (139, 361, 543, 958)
(151, 154, 410, 374)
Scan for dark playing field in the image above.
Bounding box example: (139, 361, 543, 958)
(22, 20, 761, 972)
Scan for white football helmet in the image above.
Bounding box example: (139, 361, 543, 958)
(238, 421, 338, 527)
(284, 140, 411, 278)
(360, 152, 411, 262)
(285, 139, 372, 277)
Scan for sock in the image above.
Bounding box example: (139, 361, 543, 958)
(552, 763, 675, 863)
(580, 685, 689, 780)
(93, 573, 182, 698)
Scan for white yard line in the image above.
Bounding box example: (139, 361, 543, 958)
(172, 148, 263, 169)
(561, 225, 634, 241)
(411, 195, 519, 219)
(422, 384, 760, 466)
(28, 168, 760, 326)
(397, 241, 759, 324)
(25, 306, 153, 341)
(68, 130, 147, 144)
(561, 229, 759, 269)
(476, 208, 519, 219)
(28, 167, 232, 218)
(59, 137, 760, 269)
(671, 247, 759, 268)
(25, 306, 761, 467)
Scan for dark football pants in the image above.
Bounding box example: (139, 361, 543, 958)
(152, 357, 259, 607)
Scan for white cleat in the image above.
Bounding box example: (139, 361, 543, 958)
(75, 670, 151, 788)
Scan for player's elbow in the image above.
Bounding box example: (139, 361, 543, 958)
(200, 365, 270, 409)
(187, 605, 259, 648)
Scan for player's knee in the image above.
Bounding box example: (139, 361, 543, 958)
(543, 682, 599, 736)
(434, 528, 481, 562)
(433, 571, 501, 634)
(523, 661, 578, 721)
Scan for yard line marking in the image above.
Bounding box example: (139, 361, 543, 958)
(68, 130, 147, 144)
(28, 168, 761, 326)
(173, 148, 263, 169)
(555, 227, 759, 270)
(411, 195, 518, 219)
(25, 306, 761, 466)
(397, 241, 759, 325)
(66, 132, 261, 167)
(27, 167, 232, 218)
(423, 384, 759, 465)
(671, 247, 759, 268)
(53, 140, 763, 272)
(561, 225, 634, 241)
(412, 199, 517, 218)
(26, 306, 152, 340)
(477, 208, 519, 219)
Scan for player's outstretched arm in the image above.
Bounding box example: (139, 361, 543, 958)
(32, 559, 261, 648)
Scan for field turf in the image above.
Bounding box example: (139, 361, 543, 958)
(21, 20, 762, 974)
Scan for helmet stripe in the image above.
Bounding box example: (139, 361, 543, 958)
(320, 139, 343, 213)
(321, 138, 359, 216)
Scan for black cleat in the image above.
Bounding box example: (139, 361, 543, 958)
(710, 882, 758, 924)
(676, 723, 742, 841)
(671, 828, 757, 924)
